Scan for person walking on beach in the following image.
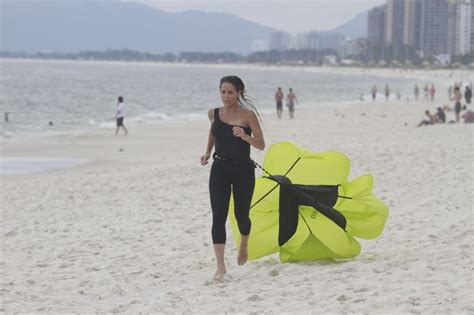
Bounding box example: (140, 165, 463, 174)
(371, 85, 377, 101)
(451, 86, 463, 123)
(275, 87, 284, 119)
(414, 85, 420, 100)
(115, 96, 128, 135)
(287, 88, 298, 119)
(200, 75, 265, 282)
(430, 84, 436, 102)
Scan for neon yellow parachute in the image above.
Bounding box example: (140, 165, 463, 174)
(229, 141, 388, 262)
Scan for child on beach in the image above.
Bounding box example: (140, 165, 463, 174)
(200, 75, 265, 282)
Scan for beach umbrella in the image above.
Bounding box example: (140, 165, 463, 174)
(229, 141, 388, 262)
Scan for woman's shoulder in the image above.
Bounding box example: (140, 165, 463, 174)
(208, 107, 221, 121)
(241, 107, 258, 124)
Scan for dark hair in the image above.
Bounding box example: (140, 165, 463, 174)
(118, 96, 123, 102)
(219, 75, 261, 122)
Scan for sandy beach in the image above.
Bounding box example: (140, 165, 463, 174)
(1, 68, 473, 313)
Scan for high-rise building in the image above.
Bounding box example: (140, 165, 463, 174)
(471, 0, 474, 51)
(447, 0, 472, 56)
(414, 0, 423, 51)
(403, 0, 418, 47)
(454, 0, 472, 55)
(368, 5, 386, 59)
(420, 0, 450, 56)
(385, 0, 419, 59)
(368, 5, 386, 43)
(385, 0, 405, 48)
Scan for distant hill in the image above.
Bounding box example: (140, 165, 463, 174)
(330, 10, 368, 39)
(0, 1, 275, 53)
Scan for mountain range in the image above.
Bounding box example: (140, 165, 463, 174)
(0, 1, 368, 54)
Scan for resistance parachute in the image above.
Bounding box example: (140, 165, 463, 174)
(229, 141, 388, 262)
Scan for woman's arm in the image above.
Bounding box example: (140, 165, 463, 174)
(233, 111, 265, 150)
(201, 109, 215, 165)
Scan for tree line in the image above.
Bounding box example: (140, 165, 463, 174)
(1, 48, 472, 67)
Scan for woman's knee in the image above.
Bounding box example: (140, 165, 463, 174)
(235, 214, 251, 236)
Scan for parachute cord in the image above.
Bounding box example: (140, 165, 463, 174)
(252, 157, 301, 179)
(249, 158, 301, 210)
(283, 158, 301, 177)
(298, 211, 314, 235)
(248, 182, 279, 210)
(338, 195, 352, 199)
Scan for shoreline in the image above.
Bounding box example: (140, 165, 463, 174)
(1, 92, 471, 175)
(2, 59, 470, 143)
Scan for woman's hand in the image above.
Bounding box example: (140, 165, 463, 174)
(232, 126, 247, 140)
(200, 153, 211, 166)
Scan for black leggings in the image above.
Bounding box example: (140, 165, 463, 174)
(209, 159, 255, 244)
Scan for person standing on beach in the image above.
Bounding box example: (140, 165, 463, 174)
(287, 88, 298, 119)
(423, 84, 429, 100)
(451, 86, 463, 123)
(115, 96, 128, 135)
(371, 85, 377, 101)
(4, 112, 9, 123)
(200, 75, 265, 282)
(414, 85, 420, 100)
(384, 85, 390, 101)
(464, 86, 472, 105)
(275, 87, 284, 119)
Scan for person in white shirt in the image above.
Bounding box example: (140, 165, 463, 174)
(115, 96, 128, 135)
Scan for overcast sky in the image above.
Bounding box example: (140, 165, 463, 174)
(138, 0, 386, 34)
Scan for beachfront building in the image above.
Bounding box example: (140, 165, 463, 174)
(368, 0, 472, 62)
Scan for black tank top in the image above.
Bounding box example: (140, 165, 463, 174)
(211, 108, 252, 160)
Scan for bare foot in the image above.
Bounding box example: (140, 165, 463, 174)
(237, 243, 248, 265)
(213, 267, 226, 282)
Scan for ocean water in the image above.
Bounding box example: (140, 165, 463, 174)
(0, 59, 425, 139)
